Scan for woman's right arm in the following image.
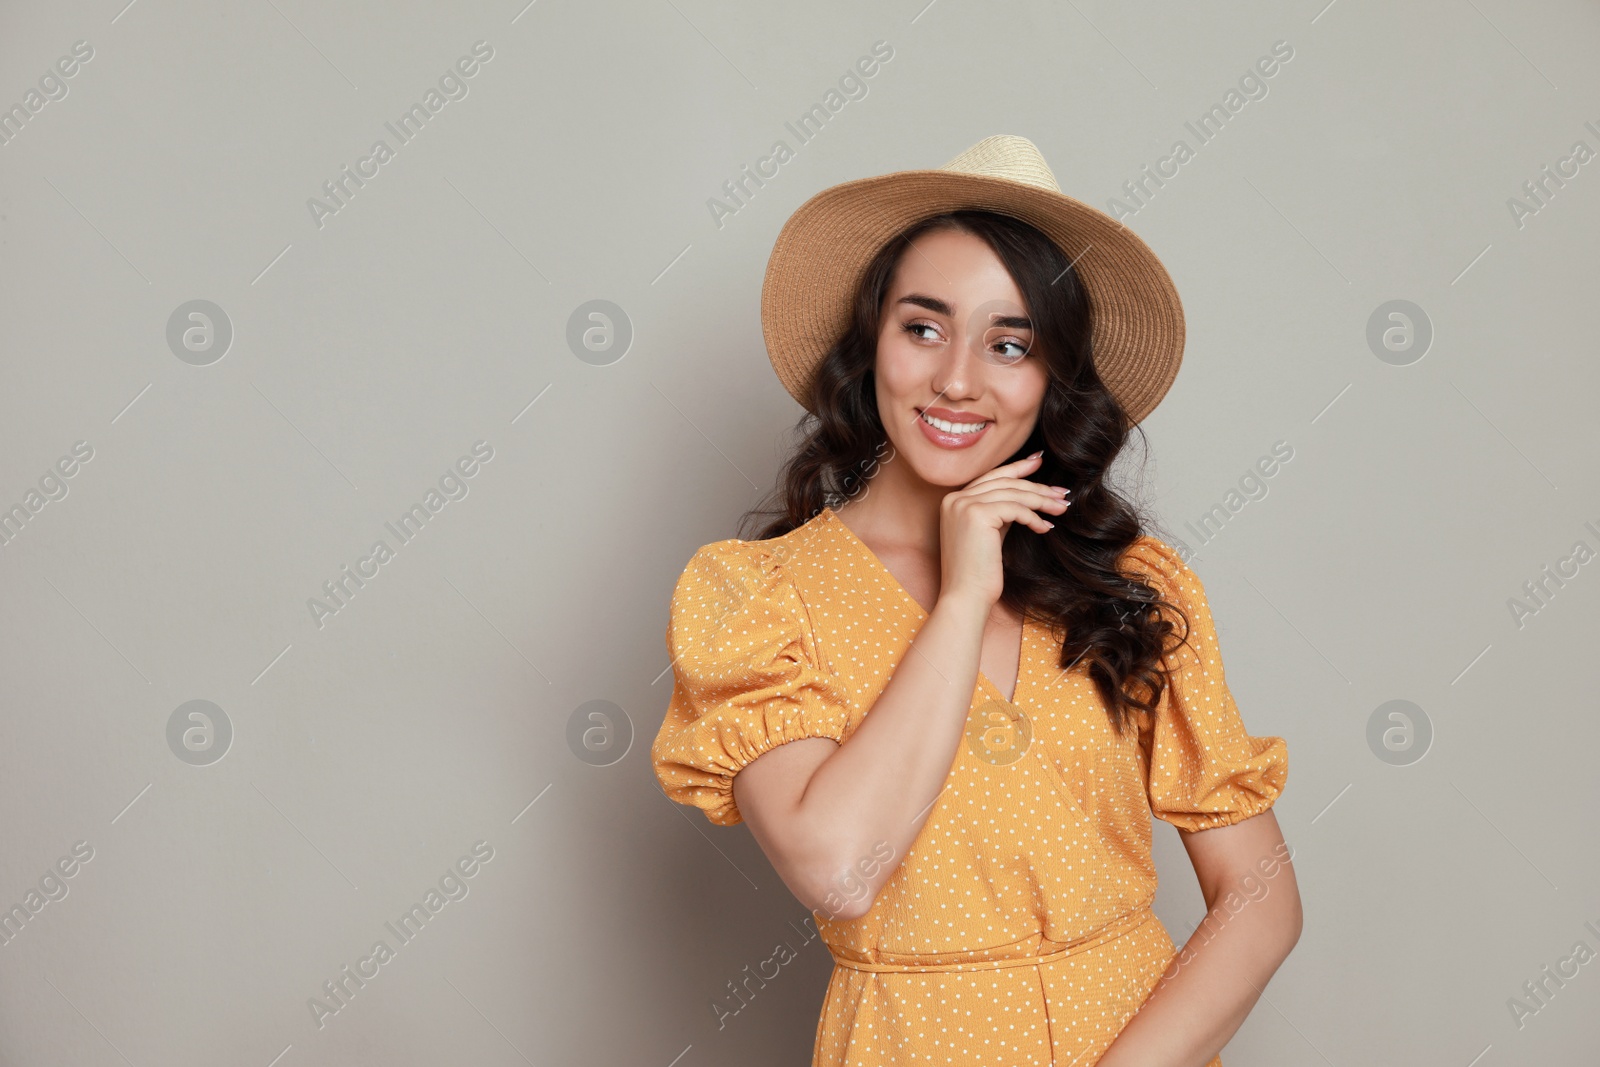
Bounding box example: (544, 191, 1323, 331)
(731, 452, 1071, 921)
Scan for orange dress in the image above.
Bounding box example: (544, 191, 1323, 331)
(651, 507, 1288, 1066)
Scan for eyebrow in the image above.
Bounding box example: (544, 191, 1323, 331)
(894, 293, 1032, 329)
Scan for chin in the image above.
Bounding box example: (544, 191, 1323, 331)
(902, 440, 1012, 487)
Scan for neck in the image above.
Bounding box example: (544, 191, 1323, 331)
(834, 465, 947, 554)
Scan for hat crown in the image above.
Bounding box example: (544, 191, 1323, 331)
(938, 134, 1061, 194)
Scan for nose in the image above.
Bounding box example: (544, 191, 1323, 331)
(930, 332, 985, 402)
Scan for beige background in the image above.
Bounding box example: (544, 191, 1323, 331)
(2, 0, 1598, 1063)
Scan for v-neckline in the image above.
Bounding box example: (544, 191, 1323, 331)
(822, 506, 1028, 705)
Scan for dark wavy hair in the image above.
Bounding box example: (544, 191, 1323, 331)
(738, 208, 1191, 736)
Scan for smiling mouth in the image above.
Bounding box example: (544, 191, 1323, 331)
(918, 410, 989, 435)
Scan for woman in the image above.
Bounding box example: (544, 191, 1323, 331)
(652, 135, 1300, 1066)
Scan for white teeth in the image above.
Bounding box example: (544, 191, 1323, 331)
(920, 411, 987, 434)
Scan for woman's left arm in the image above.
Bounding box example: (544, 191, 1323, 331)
(1095, 808, 1303, 1067)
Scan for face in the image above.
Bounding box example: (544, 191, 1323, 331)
(873, 227, 1048, 487)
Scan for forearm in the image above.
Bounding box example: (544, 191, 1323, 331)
(1095, 887, 1300, 1066)
(795, 592, 989, 909)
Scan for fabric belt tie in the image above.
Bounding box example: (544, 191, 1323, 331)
(828, 904, 1155, 974)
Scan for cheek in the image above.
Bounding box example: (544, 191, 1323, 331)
(996, 370, 1048, 419)
(873, 341, 921, 400)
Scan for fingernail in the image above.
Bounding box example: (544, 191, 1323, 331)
(1042, 521, 1055, 529)
(1029, 450, 1043, 459)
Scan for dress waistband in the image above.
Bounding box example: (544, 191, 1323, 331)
(828, 904, 1156, 974)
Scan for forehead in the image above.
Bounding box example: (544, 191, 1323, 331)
(885, 228, 1025, 309)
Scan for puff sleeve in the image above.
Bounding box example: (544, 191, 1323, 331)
(1125, 537, 1289, 832)
(650, 539, 855, 826)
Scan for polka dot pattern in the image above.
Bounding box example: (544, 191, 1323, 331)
(651, 507, 1287, 1065)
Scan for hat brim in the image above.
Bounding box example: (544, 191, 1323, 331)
(760, 169, 1185, 425)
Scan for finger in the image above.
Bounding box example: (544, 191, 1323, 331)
(963, 484, 1072, 511)
(963, 487, 1071, 515)
(964, 477, 1071, 499)
(989, 500, 1055, 534)
(965, 451, 1044, 490)
(961, 497, 1055, 533)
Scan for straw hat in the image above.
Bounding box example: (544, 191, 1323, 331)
(759, 134, 1185, 425)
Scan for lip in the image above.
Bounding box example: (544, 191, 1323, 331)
(915, 406, 992, 450)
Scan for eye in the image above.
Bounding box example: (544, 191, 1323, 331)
(991, 337, 1029, 362)
(901, 320, 942, 342)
